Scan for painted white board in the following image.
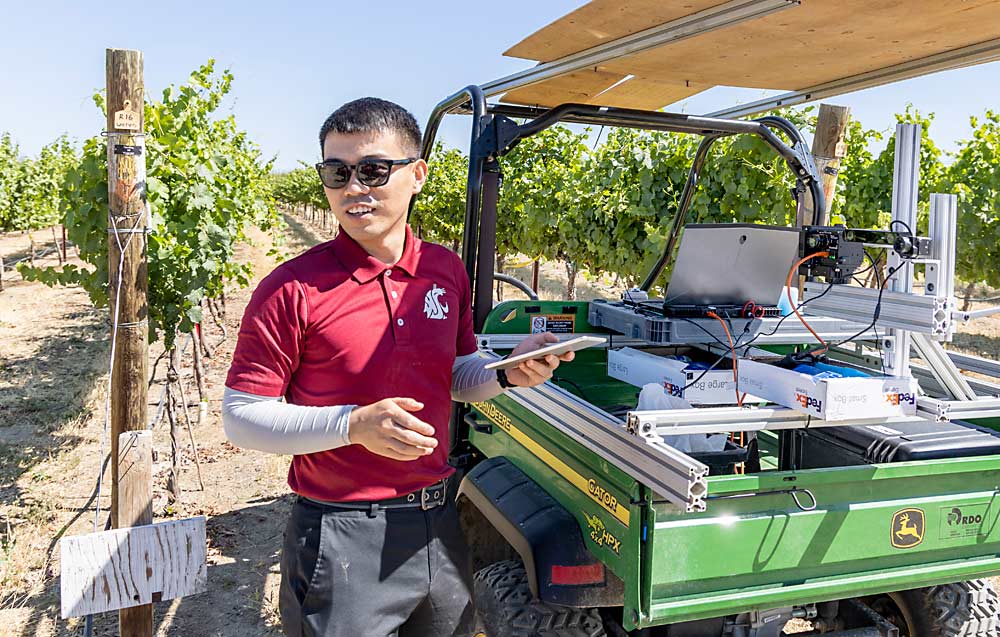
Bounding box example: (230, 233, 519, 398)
(60, 516, 207, 618)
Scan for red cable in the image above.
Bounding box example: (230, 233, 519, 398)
(786, 252, 830, 354)
(706, 311, 742, 407)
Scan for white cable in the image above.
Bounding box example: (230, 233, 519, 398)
(92, 211, 143, 534)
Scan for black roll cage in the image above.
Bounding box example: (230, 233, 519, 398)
(416, 85, 826, 333)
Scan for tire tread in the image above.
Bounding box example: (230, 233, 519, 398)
(474, 560, 606, 637)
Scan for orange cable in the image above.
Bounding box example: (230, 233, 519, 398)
(706, 311, 742, 407)
(787, 251, 830, 354)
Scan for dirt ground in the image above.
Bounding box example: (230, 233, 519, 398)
(2, 218, 1000, 636)
(0, 217, 324, 637)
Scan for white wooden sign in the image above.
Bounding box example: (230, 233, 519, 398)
(60, 516, 207, 618)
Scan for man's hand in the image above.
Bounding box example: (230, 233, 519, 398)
(348, 398, 437, 461)
(505, 332, 575, 388)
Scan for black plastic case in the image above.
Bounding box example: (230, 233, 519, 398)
(793, 420, 1000, 468)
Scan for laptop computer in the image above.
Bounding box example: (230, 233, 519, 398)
(662, 224, 801, 316)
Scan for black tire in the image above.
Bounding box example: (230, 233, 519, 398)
(872, 580, 1000, 637)
(473, 559, 607, 637)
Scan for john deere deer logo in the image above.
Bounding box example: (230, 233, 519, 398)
(891, 508, 925, 549)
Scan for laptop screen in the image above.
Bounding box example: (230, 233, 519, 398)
(663, 224, 801, 308)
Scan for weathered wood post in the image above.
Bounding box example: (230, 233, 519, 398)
(106, 47, 153, 636)
(808, 103, 851, 226)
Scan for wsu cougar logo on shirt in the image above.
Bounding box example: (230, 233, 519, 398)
(424, 284, 449, 320)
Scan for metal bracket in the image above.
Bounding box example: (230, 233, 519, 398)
(472, 115, 521, 161)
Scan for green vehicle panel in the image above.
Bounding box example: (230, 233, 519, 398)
(469, 300, 1000, 630)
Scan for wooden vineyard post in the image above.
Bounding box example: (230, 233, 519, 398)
(807, 103, 851, 226)
(106, 48, 153, 636)
(796, 103, 850, 295)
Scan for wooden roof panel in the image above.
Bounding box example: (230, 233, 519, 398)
(501, 0, 1000, 109)
(584, 76, 707, 110)
(504, 0, 726, 62)
(503, 71, 707, 109)
(501, 68, 626, 107)
(596, 0, 1000, 91)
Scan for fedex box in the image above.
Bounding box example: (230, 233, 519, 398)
(736, 359, 918, 420)
(608, 347, 755, 405)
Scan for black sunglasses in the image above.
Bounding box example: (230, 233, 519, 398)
(315, 158, 417, 189)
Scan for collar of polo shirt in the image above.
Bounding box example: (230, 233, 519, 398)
(331, 224, 421, 284)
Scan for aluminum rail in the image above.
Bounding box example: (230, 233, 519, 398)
(917, 396, 1000, 422)
(946, 351, 1000, 381)
(501, 381, 710, 512)
(626, 405, 927, 437)
(708, 36, 1000, 119)
(909, 361, 1000, 401)
(957, 306, 1000, 322)
(802, 282, 952, 337)
(479, 0, 798, 99)
(588, 299, 876, 346)
(911, 332, 978, 401)
(475, 333, 648, 350)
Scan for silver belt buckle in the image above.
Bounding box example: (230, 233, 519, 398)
(420, 481, 446, 510)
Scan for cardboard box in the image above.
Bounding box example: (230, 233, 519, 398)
(736, 359, 918, 421)
(608, 347, 756, 405)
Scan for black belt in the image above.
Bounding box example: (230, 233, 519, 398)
(301, 479, 449, 515)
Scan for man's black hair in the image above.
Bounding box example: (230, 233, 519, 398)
(319, 98, 422, 156)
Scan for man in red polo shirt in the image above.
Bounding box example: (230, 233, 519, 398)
(223, 97, 571, 637)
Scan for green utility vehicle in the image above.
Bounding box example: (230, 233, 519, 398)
(419, 86, 1000, 637)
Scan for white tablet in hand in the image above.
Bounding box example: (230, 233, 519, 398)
(484, 336, 607, 371)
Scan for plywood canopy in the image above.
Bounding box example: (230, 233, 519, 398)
(499, 0, 1000, 111)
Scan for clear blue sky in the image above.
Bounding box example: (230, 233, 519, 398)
(2, 0, 999, 170)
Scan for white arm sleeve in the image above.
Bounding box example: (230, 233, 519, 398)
(222, 387, 354, 455)
(451, 351, 505, 403)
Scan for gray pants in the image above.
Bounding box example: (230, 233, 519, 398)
(279, 495, 473, 637)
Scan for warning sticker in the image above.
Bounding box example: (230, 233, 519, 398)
(531, 314, 575, 334)
(939, 503, 990, 540)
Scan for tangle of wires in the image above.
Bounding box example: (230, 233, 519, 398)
(738, 281, 836, 351)
(804, 220, 920, 367)
(851, 249, 884, 286)
(620, 284, 837, 395)
(823, 262, 901, 353)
